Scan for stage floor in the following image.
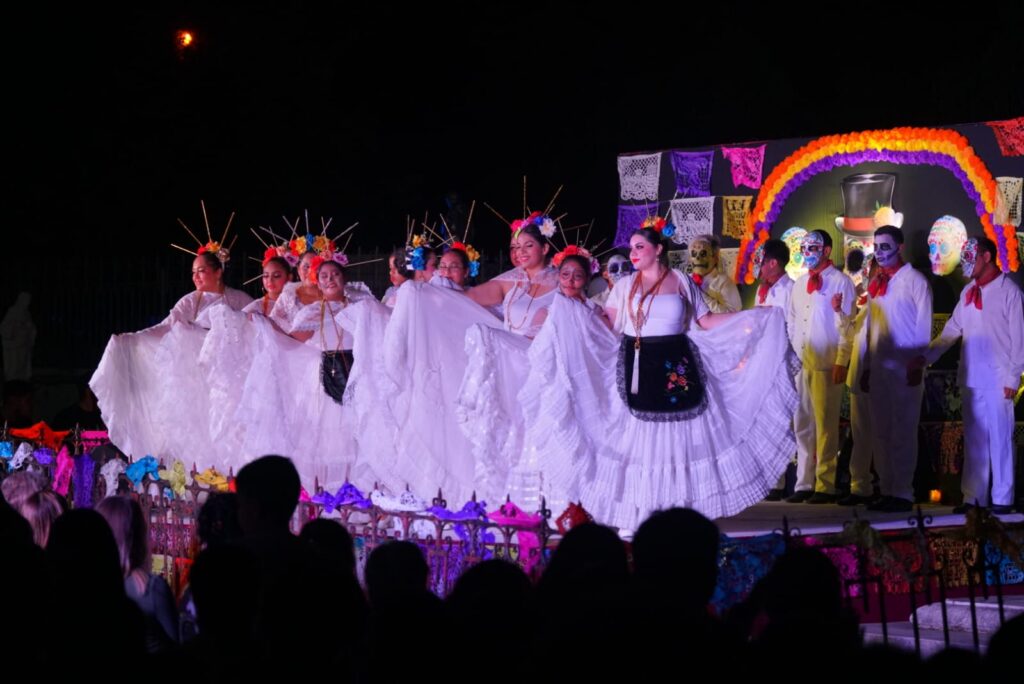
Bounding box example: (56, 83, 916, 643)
(716, 502, 1024, 537)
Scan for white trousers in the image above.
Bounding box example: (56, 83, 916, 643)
(962, 387, 1016, 507)
(869, 369, 924, 501)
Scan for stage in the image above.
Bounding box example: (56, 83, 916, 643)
(716, 501, 1024, 537)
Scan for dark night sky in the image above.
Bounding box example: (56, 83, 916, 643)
(5, 2, 1023, 349)
(10, 3, 1021, 253)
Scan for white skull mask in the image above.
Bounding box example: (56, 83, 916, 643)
(927, 216, 968, 276)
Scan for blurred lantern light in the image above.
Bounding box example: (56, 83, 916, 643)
(929, 489, 942, 504)
(176, 30, 194, 48)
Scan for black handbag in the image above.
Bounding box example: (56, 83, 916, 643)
(320, 350, 353, 405)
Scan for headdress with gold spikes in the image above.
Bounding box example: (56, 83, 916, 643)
(483, 177, 564, 243)
(251, 210, 376, 284)
(404, 212, 437, 272)
(422, 201, 483, 277)
(170, 200, 237, 265)
(484, 180, 603, 273)
(551, 218, 606, 276)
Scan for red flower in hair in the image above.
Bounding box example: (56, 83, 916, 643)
(308, 255, 326, 283)
(262, 246, 278, 265)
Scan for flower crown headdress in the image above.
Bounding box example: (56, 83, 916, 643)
(550, 218, 606, 276)
(403, 213, 435, 272)
(170, 200, 237, 265)
(483, 180, 605, 274)
(431, 201, 483, 277)
(249, 210, 380, 285)
(639, 215, 677, 239)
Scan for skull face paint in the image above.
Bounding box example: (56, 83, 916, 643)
(689, 237, 715, 276)
(873, 234, 901, 269)
(605, 254, 632, 283)
(960, 238, 980, 279)
(927, 215, 968, 276)
(800, 232, 826, 270)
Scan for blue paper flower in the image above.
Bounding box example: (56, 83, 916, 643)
(662, 223, 676, 238)
(469, 261, 480, 277)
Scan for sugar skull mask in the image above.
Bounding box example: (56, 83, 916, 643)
(927, 216, 968, 276)
(800, 232, 826, 271)
(960, 237, 980, 279)
(781, 227, 809, 280)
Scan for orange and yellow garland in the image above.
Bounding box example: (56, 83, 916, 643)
(735, 126, 1019, 284)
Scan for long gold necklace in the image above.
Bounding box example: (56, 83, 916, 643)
(505, 270, 543, 332)
(626, 268, 670, 394)
(318, 296, 347, 354)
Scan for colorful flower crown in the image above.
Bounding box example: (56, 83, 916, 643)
(288, 233, 338, 259)
(511, 211, 557, 239)
(406, 233, 433, 271)
(262, 244, 291, 266)
(449, 241, 482, 277)
(197, 241, 231, 263)
(170, 200, 236, 265)
(640, 215, 676, 238)
(254, 212, 358, 283)
(552, 244, 600, 275)
(308, 251, 350, 282)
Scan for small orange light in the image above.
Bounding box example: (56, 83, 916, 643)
(177, 31, 194, 48)
(929, 489, 942, 504)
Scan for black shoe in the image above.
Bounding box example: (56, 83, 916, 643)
(785, 490, 813, 503)
(876, 497, 913, 513)
(866, 496, 891, 511)
(952, 503, 977, 514)
(837, 494, 873, 506)
(806, 492, 838, 504)
(764, 489, 785, 502)
(990, 504, 1015, 515)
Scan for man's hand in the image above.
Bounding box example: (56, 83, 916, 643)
(832, 364, 848, 385)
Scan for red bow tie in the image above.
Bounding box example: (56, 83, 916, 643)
(807, 272, 823, 294)
(965, 284, 983, 310)
(868, 272, 890, 298)
(758, 282, 771, 304)
(692, 273, 704, 287)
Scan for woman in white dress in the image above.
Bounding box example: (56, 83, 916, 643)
(91, 252, 252, 469)
(454, 220, 563, 503)
(382, 248, 413, 308)
(525, 225, 799, 529)
(236, 258, 375, 491)
(241, 256, 294, 323)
